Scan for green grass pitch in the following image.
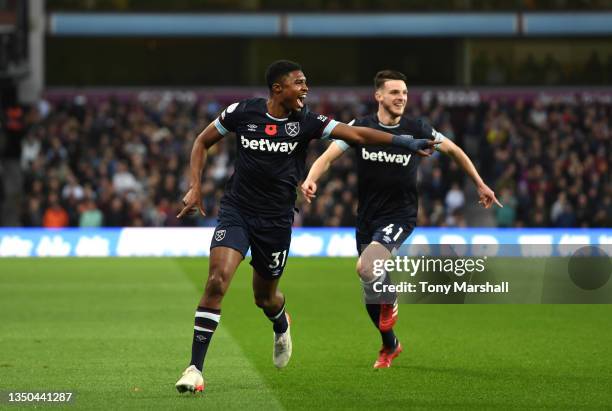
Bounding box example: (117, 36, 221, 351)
(1, 257, 611, 410)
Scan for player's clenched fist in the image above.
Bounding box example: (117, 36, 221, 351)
(177, 187, 206, 218)
(300, 180, 317, 203)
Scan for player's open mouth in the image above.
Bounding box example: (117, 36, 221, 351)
(297, 94, 307, 108)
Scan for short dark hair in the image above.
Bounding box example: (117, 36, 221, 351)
(374, 70, 407, 90)
(265, 60, 302, 90)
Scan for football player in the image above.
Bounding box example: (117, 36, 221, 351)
(175, 61, 435, 392)
(301, 70, 501, 368)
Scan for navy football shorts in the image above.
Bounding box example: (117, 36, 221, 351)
(210, 203, 292, 279)
(356, 220, 415, 256)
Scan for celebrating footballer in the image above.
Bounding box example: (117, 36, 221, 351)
(302, 69, 501, 368)
(174, 60, 435, 393)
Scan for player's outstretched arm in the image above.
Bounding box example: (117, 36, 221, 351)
(301, 141, 346, 203)
(177, 122, 225, 218)
(435, 137, 503, 209)
(330, 122, 434, 156)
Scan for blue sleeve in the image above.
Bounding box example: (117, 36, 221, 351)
(321, 120, 340, 140)
(304, 111, 335, 140)
(433, 130, 447, 151)
(214, 118, 230, 136)
(331, 118, 354, 150)
(216, 102, 242, 134)
(333, 139, 350, 151)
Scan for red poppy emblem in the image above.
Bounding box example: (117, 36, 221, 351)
(265, 124, 277, 136)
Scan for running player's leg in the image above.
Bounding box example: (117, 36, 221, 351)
(189, 210, 250, 372)
(356, 225, 394, 305)
(356, 223, 413, 368)
(252, 271, 292, 368)
(249, 219, 291, 329)
(190, 246, 243, 369)
(177, 205, 250, 393)
(176, 246, 243, 393)
(358, 242, 403, 368)
(253, 270, 287, 332)
(249, 220, 292, 367)
(357, 240, 399, 348)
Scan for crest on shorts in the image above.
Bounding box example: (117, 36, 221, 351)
(214, 229, 226, 241)
(285, 122, 300, 137)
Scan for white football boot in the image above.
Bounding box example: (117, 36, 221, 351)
(175, 365, 205, 393)
(273, 313, 292, 368)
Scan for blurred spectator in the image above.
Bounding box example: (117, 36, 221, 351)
(574, 193, 591, 227)
(425, 167, 446, 201)
(550, 192, 567, 223)
(428, 200, 446, 226)
(22, 196, 43, 227)
(79, 197, 103, 227)
(446, 209, 467, 228)
(21, 130, 41, 169)
(104, 197, 126, 227)
(445, 183, 465, 214)
(3, 105, 26, 159)
(495, 188, 517, 227)
(555, 203, 576, 227)
(62, 173, 84, 201)
(529, 100, 547, 129)
(112, 161, 141, 195)
(42, 193, 69, 228)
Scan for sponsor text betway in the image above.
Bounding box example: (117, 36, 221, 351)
(362, 148, 411, 166)
(241, 135, 298, 154)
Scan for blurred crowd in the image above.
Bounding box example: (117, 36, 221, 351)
(1, 93, 610, 229)
(477, 98, 610, 228)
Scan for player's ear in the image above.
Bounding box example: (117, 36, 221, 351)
(374, 89, 383, 103)
(271, 82, 283, 95)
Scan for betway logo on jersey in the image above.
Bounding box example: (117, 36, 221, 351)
(241, 135, 298, 154)
(362, 148, 411, 166)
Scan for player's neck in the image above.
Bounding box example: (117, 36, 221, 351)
(377, 108, 401, 126)
(266, 99, 290, 119)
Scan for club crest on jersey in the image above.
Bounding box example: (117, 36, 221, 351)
(285, 122, 300, 137)
(214, 229, 226, 241)
(265, 124, 277, 136)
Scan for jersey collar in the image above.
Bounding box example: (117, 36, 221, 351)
(266, 112, 289, 122)
(378, 122, 401, 129)
(375, 114, 401, 129)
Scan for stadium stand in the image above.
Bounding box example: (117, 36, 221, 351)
(6, 93, 610, 229)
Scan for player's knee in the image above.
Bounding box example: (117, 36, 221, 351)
(205, 266, 232, 298)
(356, 258, 371, 280)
